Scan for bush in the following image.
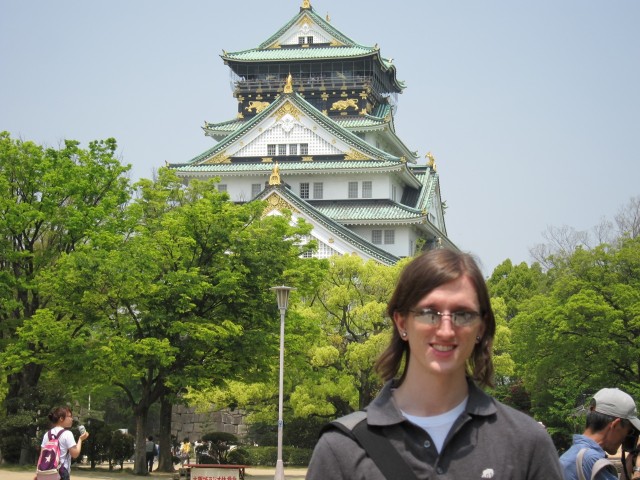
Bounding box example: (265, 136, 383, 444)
(241, 446, 311, 467)
(0, 434, 24, 463)
(227, 447, 249, 465)
(285, 447, 312, 466)
(198, 432, 239, 464)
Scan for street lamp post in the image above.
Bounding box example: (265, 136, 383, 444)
(271, 285, 294, 480)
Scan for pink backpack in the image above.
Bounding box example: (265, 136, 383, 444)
(36, 429, 62, 480)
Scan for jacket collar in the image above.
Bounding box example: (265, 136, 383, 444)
(366, 377, 497, 426)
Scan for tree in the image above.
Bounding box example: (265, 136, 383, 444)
(510, 238, 640, 443)
(0, 132, 130, 463)
(615, 195, 640, 239)
(15, 168, 316, 474)
(487, 259, 546, 320)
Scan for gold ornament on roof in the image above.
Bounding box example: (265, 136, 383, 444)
(245, 101, 270, 113)
(344, 149, 369, 161)
(274, 102, 301, 121)
(326, 13, 331, 22)
(204, 151, 231, 164)
(284, 74, 293, 93)
(330, 98, 358, 111)
(426, 151, 437, 171)
(302, 0, 311, 9)
(269, 162, 281, 185)
(264, 194, 298, 215)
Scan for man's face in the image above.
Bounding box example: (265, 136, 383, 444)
(602, 418, 634, 455)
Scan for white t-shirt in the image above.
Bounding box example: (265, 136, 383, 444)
(402, 397, 468, 453)
(41, 426, 76, 472)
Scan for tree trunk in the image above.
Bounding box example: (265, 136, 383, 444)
(133, 407, 149, 475)
(5, 363, 43, 465)
(157, 396, 174, 472)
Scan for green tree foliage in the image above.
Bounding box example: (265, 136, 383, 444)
(188, 255, 399, 446)
(46, 169, 311, 473)
(487, 259, 546, 320)
(509, 237, 640, 445)
(0, 132, 130, 463)
(289, 255, 403, 416)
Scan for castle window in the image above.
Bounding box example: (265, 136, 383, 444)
(372, 230, 382, 244)
(289, 144, 297, 155)
(384, 230, 395, 244)
(313, 182, 323, 199)
(348, 182, 358, 199)
(300, 182, 310, 199)
(278, 144, 287, 155)
(300, 143, 309, 155)
(362, 181, 372, 198)
(251, 184, 262, 197)
(298, 36, 305, 45)
(267, 144, 276, 156)
(218, 184, 227, 193)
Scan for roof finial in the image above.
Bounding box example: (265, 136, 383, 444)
(326, 13, 331, 22)
(426, 151, 437, 171)
(284, 74, 293, 93)
(302, 0, 311, 9)
(269, 162, 281, 186)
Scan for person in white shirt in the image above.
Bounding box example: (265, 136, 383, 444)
(40, 406, 89, 479)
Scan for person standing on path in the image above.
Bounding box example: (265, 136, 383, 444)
(39, 406, 89, 480)
(307, 249, 563, 479)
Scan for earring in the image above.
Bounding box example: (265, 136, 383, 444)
(476, 336, 481, 343)
(401, 331, 407, 338)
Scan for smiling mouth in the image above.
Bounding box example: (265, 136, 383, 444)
(432, 344, 456, 352)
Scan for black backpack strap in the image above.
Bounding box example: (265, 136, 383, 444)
(325, 412, 420, 480)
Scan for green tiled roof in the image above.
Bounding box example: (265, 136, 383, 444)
(221, 5, 405, 91)
(171, 160, 403, 174)
(311, 199, 424, 222)
(258, 6, 360, 49)
(223, 46, 377, 62)
(257, 185, 400, 265)
(185, 91, 401, 165)
(409, 165, 438, 210)
(205, 106, 390, 133)
(334, 115, 387, 130)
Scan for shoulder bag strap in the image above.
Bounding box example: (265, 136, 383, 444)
(576, 447, 617, 480)
(327, 415, 420, 480)
(591, 458, 617, 480)
(576, 448, 588, 480)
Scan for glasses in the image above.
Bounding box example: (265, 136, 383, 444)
(408, 308, 482, 327)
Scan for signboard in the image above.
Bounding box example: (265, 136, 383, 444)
(190, 466, 240, 480)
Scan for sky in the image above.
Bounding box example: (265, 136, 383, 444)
(1, 0, 639, 274)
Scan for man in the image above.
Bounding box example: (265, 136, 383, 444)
(145, 435, 155, 472)
(560, 388, 640, 480)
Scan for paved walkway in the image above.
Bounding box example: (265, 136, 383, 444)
(0, 466, 307, 480)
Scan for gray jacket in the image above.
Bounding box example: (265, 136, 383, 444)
(306, 379, 563, 480)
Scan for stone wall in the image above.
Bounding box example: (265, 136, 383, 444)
(171, 405, 248, 442)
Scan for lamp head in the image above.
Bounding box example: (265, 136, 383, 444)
(271, 285, 295, 310)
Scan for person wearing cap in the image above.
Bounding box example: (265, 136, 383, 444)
(559, 388, 640, 480)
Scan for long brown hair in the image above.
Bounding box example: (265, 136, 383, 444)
(375, 248, 496, 387)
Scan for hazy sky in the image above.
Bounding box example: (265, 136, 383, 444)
(2, 1, 638, 274)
